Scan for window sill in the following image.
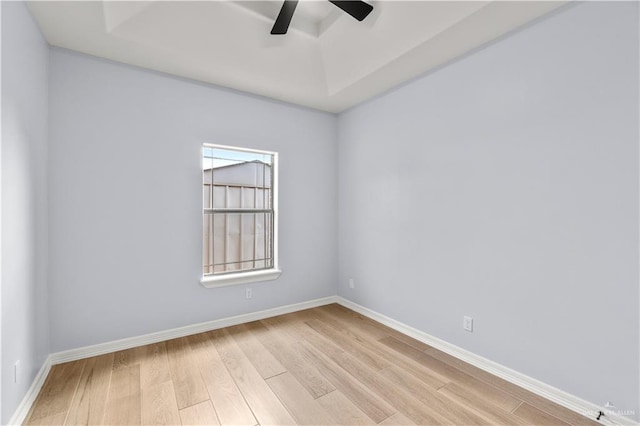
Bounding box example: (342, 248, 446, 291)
(200, 268, 282, 288)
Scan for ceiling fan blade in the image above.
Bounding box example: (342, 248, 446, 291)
(328, 0, 373, 21)
(271, 0, 299, 35)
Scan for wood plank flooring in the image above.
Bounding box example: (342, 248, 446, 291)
(24, 304, 598, 425)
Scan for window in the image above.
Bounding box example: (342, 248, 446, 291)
(201, 144, 280, 287)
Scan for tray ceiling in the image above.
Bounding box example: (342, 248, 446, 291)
(28, 1, 566, 112)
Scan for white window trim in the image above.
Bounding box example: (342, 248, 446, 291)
(201, 268, 282, 288)
(200, 143, 280, 288)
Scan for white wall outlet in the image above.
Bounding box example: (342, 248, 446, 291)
(463, 316, 473, 332)
(245, 288, 252, 299)
(349, 278, 355, 289)
(14, 360, 20, 384)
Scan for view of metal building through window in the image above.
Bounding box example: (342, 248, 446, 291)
(203, 146, 274, 275)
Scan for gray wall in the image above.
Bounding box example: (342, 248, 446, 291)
(1, 2, 50, 423)
(338, 2, 639, 418)
(48, 48, 338, 352)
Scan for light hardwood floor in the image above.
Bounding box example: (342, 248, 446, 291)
(25, 304, 598, 425)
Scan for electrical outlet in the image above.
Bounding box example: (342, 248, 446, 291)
(246, 288, 252, 299)
(14, 360, 20, 384)
(463, 316, 473, 332)
(349, 278, 355, 289)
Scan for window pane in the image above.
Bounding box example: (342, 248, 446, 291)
(203, 145, 275, 276)
(203, 212, 274, 274)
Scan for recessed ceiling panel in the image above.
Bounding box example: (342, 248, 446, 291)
(27, 1, 567, 112)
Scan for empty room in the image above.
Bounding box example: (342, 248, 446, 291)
(2, 0, 638, 425)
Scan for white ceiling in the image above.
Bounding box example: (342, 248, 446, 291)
(28, 1, 566, 112)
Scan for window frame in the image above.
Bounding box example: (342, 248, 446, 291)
(200, 143, 281, 288)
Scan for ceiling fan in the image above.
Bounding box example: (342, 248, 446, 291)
(271, 0, 374, 35)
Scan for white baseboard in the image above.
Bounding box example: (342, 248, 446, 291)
(50, 295, 338, 364)
(9, 295, 337, 424)
(336, 297, 637, 426)
(10, 295, 637, 426)
(7, 356, 52, 426)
